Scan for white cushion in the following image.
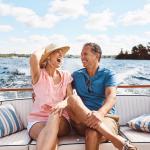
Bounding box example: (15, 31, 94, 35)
(29, 142, 117, 150)
(0, 146, 28, 150)
(29, 135, 85, 146)
(116, 95, 150, 125)
(29, 136, 117, 150)
(120, 126, 150, 143)
(2, 99, 33, 128)
(0, 130, 31, 146)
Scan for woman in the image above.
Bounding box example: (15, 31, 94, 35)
(27, 43, 73, 150)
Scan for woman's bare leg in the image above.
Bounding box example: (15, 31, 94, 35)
(36, 114, 60, 150)
(29, 122, 46, 140)
(36, 114, 70, 150)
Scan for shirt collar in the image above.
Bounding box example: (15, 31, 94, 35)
(81, 66, 103, 79)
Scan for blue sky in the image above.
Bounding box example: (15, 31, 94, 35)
(0, 0, 150, 55)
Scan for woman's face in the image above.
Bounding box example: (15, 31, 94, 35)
(81, 45, 98, 68)
(47, 49, 64, 68)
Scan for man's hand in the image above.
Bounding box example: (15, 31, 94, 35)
(85, 111, 104, 129)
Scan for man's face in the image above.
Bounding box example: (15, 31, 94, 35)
(81, 45, 98, 68)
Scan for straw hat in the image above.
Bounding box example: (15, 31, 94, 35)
(39, 43, 70, 65)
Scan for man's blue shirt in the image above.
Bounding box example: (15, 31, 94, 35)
(72, 67, 118, 114)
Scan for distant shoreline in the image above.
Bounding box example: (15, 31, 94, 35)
(1, 54, 150, 60)
(0, 53, 116, 58)
(0, 53, 30, 58)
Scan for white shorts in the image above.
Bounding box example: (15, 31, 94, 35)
(27, 121, 46, 133)
(27, 117, 71, 133)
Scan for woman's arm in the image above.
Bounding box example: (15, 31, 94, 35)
(61, 83, 73, 107)
(54, 83, 73, 109)
(30, 50, 44, 85)
(66, 83, 73, 97)
(45, 83, 73, 115)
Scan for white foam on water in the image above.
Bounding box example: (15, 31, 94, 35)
(116, 68, 140, 84)
(19, 68, 30, 76)
(0, 95, 4, 101)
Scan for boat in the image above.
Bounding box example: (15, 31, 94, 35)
(0, 85, 150, 150)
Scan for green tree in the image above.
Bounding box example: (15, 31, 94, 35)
(116, 42, 150, 60)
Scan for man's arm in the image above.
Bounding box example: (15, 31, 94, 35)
(85, 86, 117, 128)
(98, 86, 117, 116)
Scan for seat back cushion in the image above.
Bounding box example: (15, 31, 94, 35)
(0, 104, 23, 137)
(127, 114, 150, 132)
(1, 98, 33, 128)
(116, 95, 150, 125)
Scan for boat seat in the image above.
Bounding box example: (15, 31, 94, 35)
(0, 130, 30, 150)
(29, 135, 117, 150)
(0, 95, 150, 150)
(120, 126, 150, 150)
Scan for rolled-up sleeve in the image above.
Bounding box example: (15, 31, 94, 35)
(105, 70, 118, 87)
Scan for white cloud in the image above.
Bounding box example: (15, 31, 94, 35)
(76, 34, 149, 55)
(29, 34, 68, 47)
(0, 2, 61, 28)
(0, 24, 13, 32)
(121, 3, 150, 26)
(144, 31, 150, 36)
(85, 9, 115, 31)
(0, 3, 11, 16)
(0, 1, 89, 29)
(50, 0, 89, 18)
(9, 37, 27, 43)
(1, 33, 149, 55)
(29, 35, 49, 43)
(76, 34, 97, 42)
(0, 34, 69, 54)
(72, 34, 110, 55)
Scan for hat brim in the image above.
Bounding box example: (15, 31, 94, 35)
(40, 46, 70, 65)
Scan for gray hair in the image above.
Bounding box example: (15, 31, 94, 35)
(83, 42, 102, 61)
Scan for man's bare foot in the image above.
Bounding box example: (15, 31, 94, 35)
(122, 140, 137, 150)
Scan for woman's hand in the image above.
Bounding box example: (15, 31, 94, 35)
(41, 101, 66, 116)
(41, 104, 52, 113)
(50, 101, 66, 116)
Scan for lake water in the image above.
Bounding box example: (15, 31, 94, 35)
(0, 57, 150, 99)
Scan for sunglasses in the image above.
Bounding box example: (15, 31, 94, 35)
(86, 79, 93, 93)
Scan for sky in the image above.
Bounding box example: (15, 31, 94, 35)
(0, 0, 150, 55)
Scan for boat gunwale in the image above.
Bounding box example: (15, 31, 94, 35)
(0, 85, 150, 92)
(0, 94, 149, 102)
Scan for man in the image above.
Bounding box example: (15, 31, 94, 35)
(67, 43, 137, 150)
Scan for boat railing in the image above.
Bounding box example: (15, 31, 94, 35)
(0, 85, 150, 92)
(0, 85, 150, 100)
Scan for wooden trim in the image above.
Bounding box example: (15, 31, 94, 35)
(0, 85, 150, 92)
(117, 85, 150, 88)
(0, 88, 32, 92)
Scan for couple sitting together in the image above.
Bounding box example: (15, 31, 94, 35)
(27, 42, 137, 150)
